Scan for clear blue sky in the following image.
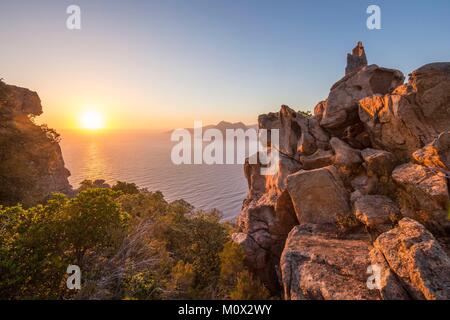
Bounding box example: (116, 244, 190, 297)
(1, 0, 449, 129)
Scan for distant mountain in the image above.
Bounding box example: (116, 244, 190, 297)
(167, 121, 257, 133)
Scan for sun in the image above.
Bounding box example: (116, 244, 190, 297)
(79, 111, 105, 130)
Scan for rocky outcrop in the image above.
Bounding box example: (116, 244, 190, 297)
(258, 105, 329, 158)
(236, 155, 300, 292)
(320, 64, 404, 132)
(345, 41, 368, 75)
(0, 81, 71, 206)
(233, 42, 450, 300)
(361, 148, 396, 177)
(412, 131, 450, 171)
(299, 149, 333, 170)
(392, 163, 449, 232)
(287, 166, 351, 225)
(372, 218, 450, 300)
(368, 245, 411, 300)
(359, 63, 450, 160)
(281, 224, 379, 300)
(353, 195, 401, 234)
(329, 137, 363, 173)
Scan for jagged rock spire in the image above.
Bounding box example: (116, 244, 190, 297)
(345, 41, 368, 75)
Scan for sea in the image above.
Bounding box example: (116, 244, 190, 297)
(59, 130, 249, 220)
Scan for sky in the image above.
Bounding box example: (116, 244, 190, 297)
(0, 0, 449, 130)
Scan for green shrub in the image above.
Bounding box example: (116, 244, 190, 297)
(63, 188, 129, 267)
(298, 110, 312, 117)
(219, 241, 271, 300)
(229, 270, 271, 300)
(112, 181, 140, 195)
(78, 179, 111, 191)
(39, 124, 61, 143)
(0, 189, 128, 299)
(0, 183, 272, 300)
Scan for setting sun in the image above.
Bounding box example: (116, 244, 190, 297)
(79, 111, 105, 130)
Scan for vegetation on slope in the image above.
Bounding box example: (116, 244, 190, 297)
(0, 181, 270, 300)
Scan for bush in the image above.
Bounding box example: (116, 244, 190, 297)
(228, 270, 271, 300)
(0, 196, 68, 298)
(0, 183, 272, 300)
(40, 124, 61, 143)
(78, 179, 110, 191)
(219, 241, 270, 300)
(112, 181, 140, 195)
(298, 110, 312, 117)
(0, 190, 128, 299)
(63, 188, 129, 267)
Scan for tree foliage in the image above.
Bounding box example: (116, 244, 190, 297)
(0, 183, 273, 300)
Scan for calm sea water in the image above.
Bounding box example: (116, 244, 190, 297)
(59, 130, 248, 220)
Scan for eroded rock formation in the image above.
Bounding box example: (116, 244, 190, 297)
(345, 41, 368, 75)
(0, 81, 71, 206)
(233, 42, 450, 299)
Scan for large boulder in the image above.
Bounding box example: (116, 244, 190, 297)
(391, 163, 449, 230)
(280, 224, 380, 300)
(299, 149, 334, 170)
(330, 137, 363, 172)
(361, 148, 396, 177)
(353, 195, 401, 234)
(369, 246, 411, 300)
(409, 63, 450, 132)
(373, 218, 450, 300)
(350, 173, 379, 198)
(286, 166, 351, 224)
(359, 63, 450, 160)
(321, 64, 404, 131)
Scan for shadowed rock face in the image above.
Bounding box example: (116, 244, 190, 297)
(233, 42, 450, 299)
(0, 82, 71, 206)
